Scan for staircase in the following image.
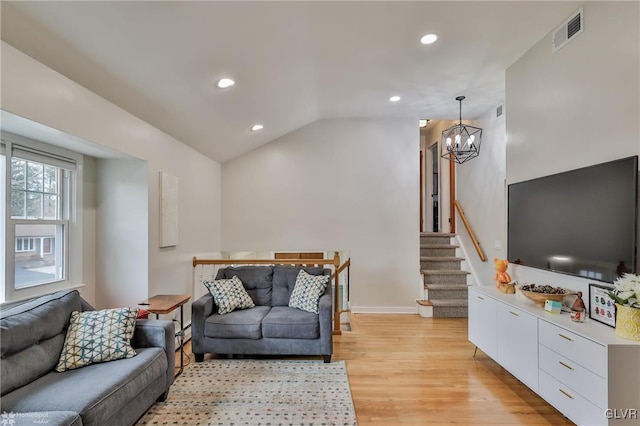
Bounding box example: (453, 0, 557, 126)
(417, 232, 469, 318)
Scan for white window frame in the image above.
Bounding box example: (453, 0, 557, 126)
(2, 132, 83, 302)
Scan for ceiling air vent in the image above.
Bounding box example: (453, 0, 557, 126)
(552, 8, 583, 53)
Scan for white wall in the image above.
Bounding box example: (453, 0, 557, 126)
(1, 42, 222, 318)
(221, 118, 421, 313)
(95, 158, 148, 309)
(454, 2, 640, 298)
(456, 105, 507, 286)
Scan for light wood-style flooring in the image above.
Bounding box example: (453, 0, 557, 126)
(177, 314, 572, 425)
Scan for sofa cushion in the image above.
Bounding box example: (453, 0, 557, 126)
(0, 290, 83, 396)
(262, 307, 320, 339)
(289, 270, 330, 314)
(204, 306, 271, 339)
(56, 307, 138, 372)
(272, 266, 326, 306)
(216, 266, 274, 306)
(204, 276, 256, 315)
(0, 347, 166, 425)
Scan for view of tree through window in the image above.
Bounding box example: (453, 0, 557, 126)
(11, 156, 67, 289)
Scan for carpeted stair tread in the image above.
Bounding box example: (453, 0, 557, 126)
(421, 270, 470, 275)
(416, 299, 468, 307)
(425, 283, 469, 290)
(420, 232, 456, 237)
(420, 256, 465, 261)
(420, 244, 459, 248)
(428, 299, 468, 307)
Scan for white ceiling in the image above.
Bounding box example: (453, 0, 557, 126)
(1, 1, 581, 163)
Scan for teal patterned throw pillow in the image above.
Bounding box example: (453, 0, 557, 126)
(56, 307, 138, 372)
(204, 275, 255, 315)
(289, 270, 330, 314)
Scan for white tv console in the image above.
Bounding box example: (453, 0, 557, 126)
(468, 286, 640, 426)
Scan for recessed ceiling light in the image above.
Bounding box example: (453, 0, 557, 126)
(389, 96, 401, 102)
(217, 78, 235, 88)
(420, 34, 438, 45)
(251, 124, 264, 131)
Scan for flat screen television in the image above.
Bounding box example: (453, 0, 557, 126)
(508, 156, 638, 283)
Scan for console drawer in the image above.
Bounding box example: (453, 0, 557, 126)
(539, 344, 606, 409)
(538, 320, 606, 377)
(539, 370, 607, 426)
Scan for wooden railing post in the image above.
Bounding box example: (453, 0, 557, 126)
(333, 251, 342, 335)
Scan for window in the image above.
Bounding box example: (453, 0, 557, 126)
(2, 133, 81, 296)
(15, 237, 35, 252)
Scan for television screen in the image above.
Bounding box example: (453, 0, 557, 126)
(508, 156, 638, 283)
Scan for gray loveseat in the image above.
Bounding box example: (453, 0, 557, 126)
(0, 289, 175, 426)
(191, 266, 333, 363)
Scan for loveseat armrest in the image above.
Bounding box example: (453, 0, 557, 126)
(318, 293, 333, 360)
(132, 319, 175, 390)
(191, 293, 215, 357)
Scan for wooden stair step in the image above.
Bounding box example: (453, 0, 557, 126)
(420, 244, 459, 248)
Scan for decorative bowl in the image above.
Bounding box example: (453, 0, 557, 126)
(518, 285, 572, 307)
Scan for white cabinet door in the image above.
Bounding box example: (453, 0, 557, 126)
(497, 303, 539, 390)
(468, 287, 498, 360)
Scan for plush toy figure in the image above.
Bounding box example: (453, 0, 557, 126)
(494, 258, 512, 288)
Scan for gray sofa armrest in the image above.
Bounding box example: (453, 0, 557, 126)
(132, 319, 175, 391)
(191, 293, 215, 356)
(318, 293, 333, 357)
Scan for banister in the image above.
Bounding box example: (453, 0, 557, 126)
(454, 200, 487, 262)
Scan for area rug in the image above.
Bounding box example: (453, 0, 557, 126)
(137, 359, 358, 425)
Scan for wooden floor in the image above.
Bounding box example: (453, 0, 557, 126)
(177, 314, 573, 425)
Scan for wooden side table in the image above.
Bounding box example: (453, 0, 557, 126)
(139, 294, 190, 377)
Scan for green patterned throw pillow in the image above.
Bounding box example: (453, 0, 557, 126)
(204, 275, 255, 315)
(289, 270, 330, 314)
(56, 307, 138, 372)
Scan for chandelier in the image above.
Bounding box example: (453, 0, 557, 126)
(441, 96, 482, 164)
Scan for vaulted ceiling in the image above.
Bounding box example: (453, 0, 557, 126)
(1, 1, 581, 163)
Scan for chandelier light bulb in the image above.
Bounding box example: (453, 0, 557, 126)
(455, 134, 461, 145)
(446, 137, 452, 146)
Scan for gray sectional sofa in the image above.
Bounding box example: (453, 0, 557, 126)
(0, 289, 175, 426)
(191, 265, 333, 363)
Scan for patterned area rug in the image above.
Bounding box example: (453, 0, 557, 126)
(137, 359, 358, 425)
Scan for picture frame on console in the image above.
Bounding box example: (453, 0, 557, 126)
(588, 283, 616, 328)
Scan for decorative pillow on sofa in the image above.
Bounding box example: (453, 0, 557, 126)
(56, 307, 138, 372)
(204, 275, 255, 315)
(289, 270, 330, 314)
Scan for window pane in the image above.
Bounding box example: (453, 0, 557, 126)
(14, 224, 63, 288)
(27, 161, 44, 192)
(16, 239, 23, 251)
(11, 158, 26, 189)
(43, 165, 58, 193)
(44, 195, 58, 219)
(11, 190, 25, 218)
(26, 193, 43, 218)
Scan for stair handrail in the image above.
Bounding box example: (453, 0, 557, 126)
(454, 200, 487, 262)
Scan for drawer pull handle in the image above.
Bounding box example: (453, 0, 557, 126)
(477, 296, 485, 300)
(510, 311, 519, 317)
(559, 389, 574, 400)
(559, 361, 574, 371)
(558, 334, 573, 342)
